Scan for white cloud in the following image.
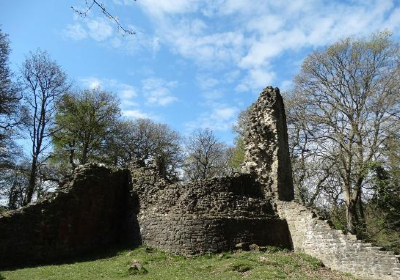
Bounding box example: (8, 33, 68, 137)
(64, 15, 160, 56)
(119, 86, 137, 99)
(186, 104, 239, 132)
(135, 0, 400, 92)
(167, 29, 245, 68)
(80, 77, 102, 89)
(64, 23, 87, 40)
(202, 90, 224, 101)
(236, 68, 276, 92)
(80, 77, 138, 108)
(385, 7, 400, 30)
(280, 80, 293, 92)
(138, 0, 200, 17)
(107, 24, 161, 55)
(214, 107, 236, 120)
(122, 109, 151, 119)
(196, 74, 219, 90)
(86, 18, 114, 41)
(142, 78, 178, 106)
(64, 17, 113, 42)
(224, 70, 241, 83)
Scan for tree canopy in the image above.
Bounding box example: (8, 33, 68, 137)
(52, 88, 120, 169)
(288, 31, 400, 235)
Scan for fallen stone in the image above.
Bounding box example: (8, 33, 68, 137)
(249, 244, 260, 251)
(128, 259, 148, 274)
(235, 242, 250, 251)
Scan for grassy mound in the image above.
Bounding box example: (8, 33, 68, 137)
(0, 246, 355, 280)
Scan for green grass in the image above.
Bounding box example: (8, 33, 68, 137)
(0, 246, 355, 280)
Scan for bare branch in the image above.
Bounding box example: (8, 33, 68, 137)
(71, 0, 136, 35)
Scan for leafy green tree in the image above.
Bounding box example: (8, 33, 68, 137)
(228, 106, 252, 172)
(363, 131, 400, 252)
(107, 118, 183, 181)
(52, 88, 120, 169)
(227, 138, 245, 171)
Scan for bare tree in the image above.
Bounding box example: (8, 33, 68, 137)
(21, 50, 70, 205)
(0, 160, 30, 209)
(285, 91, 341, 207)
(289, 31, 400, 234)
(183, 128, 229, 181)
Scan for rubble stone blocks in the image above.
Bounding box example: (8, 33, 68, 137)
(242, 86, 294, 201)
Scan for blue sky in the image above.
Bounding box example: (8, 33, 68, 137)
(1, 0, 400, 145)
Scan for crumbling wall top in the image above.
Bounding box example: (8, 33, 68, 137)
(242, 86, 294, 201)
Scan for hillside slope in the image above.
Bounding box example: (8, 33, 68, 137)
(0, 246, 355, 280)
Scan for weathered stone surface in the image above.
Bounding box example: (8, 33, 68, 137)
(242, 86, 294, 201)
(276, 200, 400, 280)
(131, 164, 292, 255)
(0, 164, 135, 268)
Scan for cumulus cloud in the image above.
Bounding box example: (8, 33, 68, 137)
(63, 17, 160, 56)
(64, 17, 113, 42)
(138, 0, 201, 16)
(142, 78, 178, 106)
(186, 104, 239, 132)
(80, 77, 102, 89)
(64, 23, 87, 40)
(236, 68, 276, 92)
(196, 74, 219, 90)
(86, 18, 113, 41)
(80, 77, 138, 108)
(122, 109, 153, 119)
(135, 0, 400, 92)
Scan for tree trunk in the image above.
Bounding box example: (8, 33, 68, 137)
(346, 199, 358, 234)
(358, 196, 366, 238)
(23, 157, 38, 206)
(82, 141, 89, 164)
(69, 141, 77, 170)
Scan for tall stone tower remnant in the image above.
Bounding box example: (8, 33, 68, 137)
(242, 86, 294, 201)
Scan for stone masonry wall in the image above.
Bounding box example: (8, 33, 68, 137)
(242, 86, 294, 201)
(1, 85, 398, 280)
(0, 164, 134, 268)
(275, 200, 400, 280)
(131, 165, 292, 254)
(140, 214, 290, 255)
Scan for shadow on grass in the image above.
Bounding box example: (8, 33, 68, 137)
(1, 241, 140, 272)
(0, 273, 5, 280)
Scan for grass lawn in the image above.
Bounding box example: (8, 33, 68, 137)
(0, 246, 355, 280)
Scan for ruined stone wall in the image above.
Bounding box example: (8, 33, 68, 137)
(2, 85, 399, 280)
(242, 86, 294, 201)
(0, 164, 134, 268)
(131, 166, 292, 254)
(275, 200, 400, 280)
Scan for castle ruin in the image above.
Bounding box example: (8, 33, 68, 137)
(0, 87, 399, 280)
